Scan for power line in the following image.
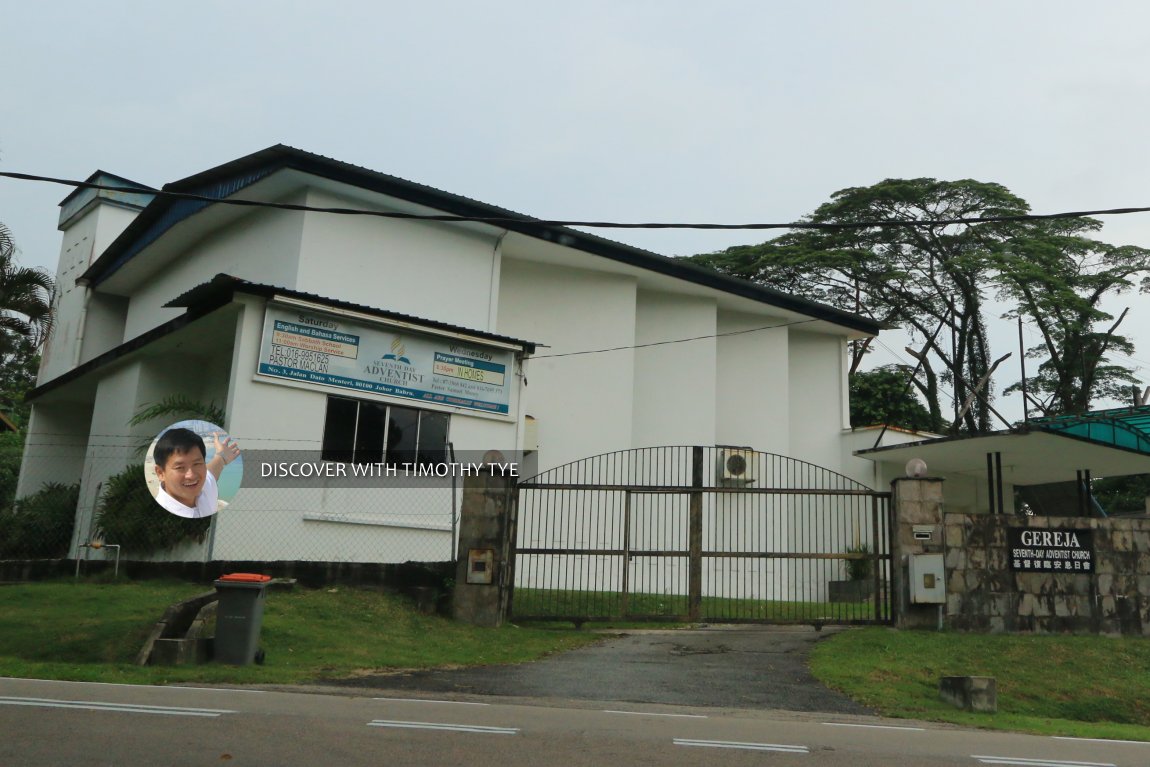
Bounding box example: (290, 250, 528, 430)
(533, 318, 816, 359)
(1018, 318, 1150, 370)
(5, 170, 1150, 231)
(872, 338, 960, 406)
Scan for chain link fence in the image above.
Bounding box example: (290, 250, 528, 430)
(3, 433, 470, 566)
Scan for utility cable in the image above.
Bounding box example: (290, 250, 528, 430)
(5, 170, 1150, 231)
(531, 318, 817, 358)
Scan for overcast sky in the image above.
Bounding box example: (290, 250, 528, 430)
(2, 1, 1149, 414)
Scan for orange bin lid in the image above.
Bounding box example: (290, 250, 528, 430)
(217, 573, 272, 583)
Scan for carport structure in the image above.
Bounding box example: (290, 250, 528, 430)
(855, 405, 1150, 517)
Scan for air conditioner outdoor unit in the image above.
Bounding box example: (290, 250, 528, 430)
(717, 448, 757, 483)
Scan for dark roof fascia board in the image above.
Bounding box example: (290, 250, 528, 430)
(166, 274, 537, 353)
(80, 159, 287, 286)
(855, 430, 1013, 456)
(25, 302, 232, 403)
(81, 145, 880, 335)
(58, 170, 156, 207)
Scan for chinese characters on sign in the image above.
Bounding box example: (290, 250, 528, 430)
(1008, 528, 1094, 573)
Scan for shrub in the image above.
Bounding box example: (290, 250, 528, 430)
(94, 465, 210, 555)
(0, 482, 80, 558)
(0, 431, 25, 511)
(845, 543, 872, 581)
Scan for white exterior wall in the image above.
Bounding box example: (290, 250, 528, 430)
(15, 403, 92, 499)
(787, 331, 849, 472)
(209, 295, 521, 563)
(496, 258, 637, 471)
(296, 190, 500, 333)
(122, 206, 305, 340)
(25, 163, 880, 573)
(40, 204, 141, 382)
(840, 427, 950, 491)
(631, 291, 716, 447)
(715, 311, 790, 454)
(79, 294, 129, 365)
(71, 362, 150, 554)
(938, 471, 1005, 515)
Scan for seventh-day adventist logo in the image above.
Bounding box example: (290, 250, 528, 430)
(381, 337, 411, 364)
(363, 337, 424, 385)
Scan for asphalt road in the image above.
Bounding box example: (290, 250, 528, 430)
(333, 625, 872, 713)
(3, 676, 1148, 767)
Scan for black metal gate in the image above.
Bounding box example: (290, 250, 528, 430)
(509, 446, 891, 626)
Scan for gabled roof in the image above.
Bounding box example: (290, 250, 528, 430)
(78, 144, 882, 335)
(58, 170, 156, 231)
(58, 170, 156, 208)
(166, 274, 537, 352)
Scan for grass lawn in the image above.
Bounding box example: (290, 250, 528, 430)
(0, 579, 605, 685)
(8, 580, 1150, 742)
(810, 627, 1150, 741)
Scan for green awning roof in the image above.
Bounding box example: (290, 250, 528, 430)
(1031, 406, 1150, 456)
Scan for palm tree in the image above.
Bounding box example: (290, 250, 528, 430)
(0, 221, 54, 350)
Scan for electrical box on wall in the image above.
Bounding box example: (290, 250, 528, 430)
(909, 553, 946, 604)
(912, 525, 935, 542)
(466, 548, 495, 585)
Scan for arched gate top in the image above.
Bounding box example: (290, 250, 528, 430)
(519, 445, 874, 492)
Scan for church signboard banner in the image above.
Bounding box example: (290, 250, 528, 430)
(257, 304, 515, 415)
(1008, 527, 1094, 573)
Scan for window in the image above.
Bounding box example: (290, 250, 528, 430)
(321, 396, 450, 466)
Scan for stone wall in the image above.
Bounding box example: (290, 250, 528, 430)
(891, 477, 945, 629)
(944, 513, 1150, 635)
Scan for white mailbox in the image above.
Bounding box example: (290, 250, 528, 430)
(909, 553, 946, 604)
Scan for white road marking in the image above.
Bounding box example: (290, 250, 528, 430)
(0, 677, 264, 693)
(368, 719, 519, 735)
(604, 709, 707, 718)
(823, 722, 925, 731)
(0, 696, 236, 717)
(371, 697, 489, 706)
(1053, 736, 1150, 745)
(164, 687, 266, 694)
(973, 756, 1115, 767)
(675, 738, 808, 754)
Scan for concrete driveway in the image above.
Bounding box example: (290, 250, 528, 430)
(333, 625, 872, 714)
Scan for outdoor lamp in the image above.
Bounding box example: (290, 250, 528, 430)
(905, 458, 928, 478)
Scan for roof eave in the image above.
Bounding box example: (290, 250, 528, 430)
(79, 145, 880, 335)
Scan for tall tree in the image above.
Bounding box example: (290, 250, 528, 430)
(0, 222, 53, 507)
(992, 218, 1150, 416)
(693, 180, 1150, 428)
(0, 221, 54, 351)
(693, 179, 1030, 433)
(849, 365, 942, 432)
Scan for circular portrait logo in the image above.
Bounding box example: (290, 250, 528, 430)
(144, 420, 243, 518)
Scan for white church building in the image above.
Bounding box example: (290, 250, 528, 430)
(19, 145, 889, 565)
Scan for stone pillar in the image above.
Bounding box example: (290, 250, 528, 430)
(451, 470, 515, 627)
(890, 477, 945, 629)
